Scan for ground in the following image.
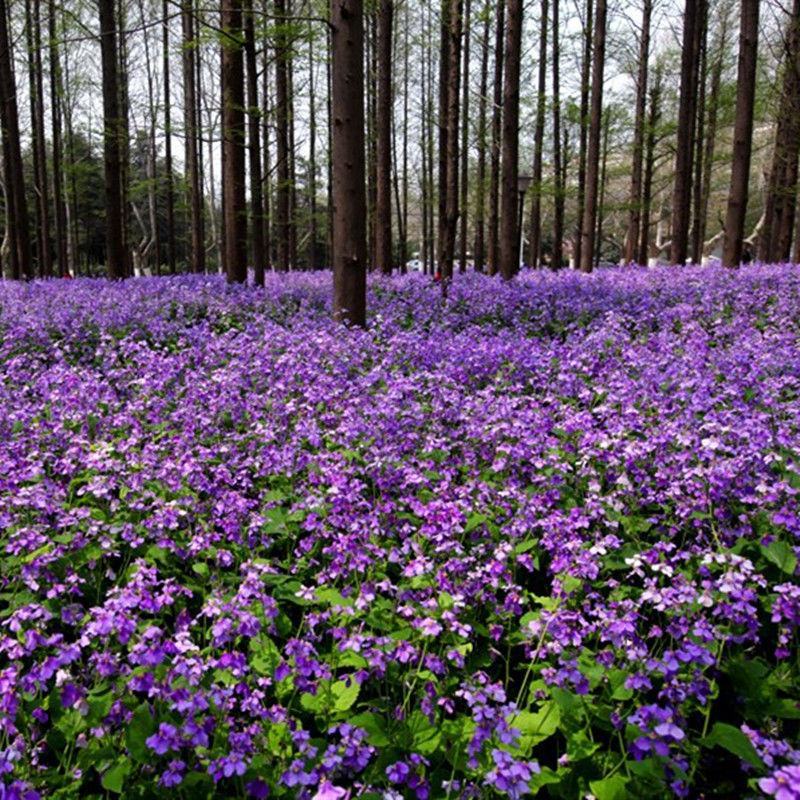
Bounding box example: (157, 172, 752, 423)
(0, 267, 798, 799)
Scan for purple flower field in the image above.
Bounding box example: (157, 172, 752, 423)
(1, 266, 799, 799)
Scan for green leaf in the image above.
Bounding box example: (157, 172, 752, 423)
(464, 513, 488, 533)
(761, 541, 797, 575)
(348, 712, 390, 746)
(332, 679, 360, 712)
(701, 723, 765, 769)
(512, 702, 560, 752)
(125, 704, 155, 763)
(101, 758, 131, 793)
(192, 562, 209, 578)
(589, 774, 629, 800)
(408, 711, 441, 755)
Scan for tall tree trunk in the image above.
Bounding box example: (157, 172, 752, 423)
(26, 0, 50, 277)
(552, 0, 564, 268)
(262, 0, 273, 266)
(140, 0, 160, 274)
(458, 0, 471, 272)
(574, 0, 592, 270)
(308, 27, 318, 269)
(498, 0, 522, 280)
(182, 1, 205, 272)
(221, 0, 247, 283)
(274, 0, 291, 271)
(722, 0, 760, 267)
(760, 0, 800, 263)
(595, 109, 610, 267)
(697, 6, 729, 262)
(437, 0, 462, 282)
(331, 0, 367, 326)
(375, 0, 393, 274)
(244, 0, 266, 284)
(163, 0, 176, 273)
(487, 0, 505, 275)
(670, 0, 702, 266)
(48, 0, 67, 276)
(638, 65, 662, 266)
(578, 0, 606, 272)
(623, 0, 650, 264)
(118, 0, 131, 276)
(99, 0, 125, 279)
(0, 0, 31, 279)
(528, 0, 547, 268)
(473, 1, 490, 272)
(401, 3, 409, 270)
(690, 4, 708, 264)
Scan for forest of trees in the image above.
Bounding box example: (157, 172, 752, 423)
(0, 1, 798, 306)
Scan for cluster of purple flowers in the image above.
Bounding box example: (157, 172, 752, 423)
(0, 266, 798, 797)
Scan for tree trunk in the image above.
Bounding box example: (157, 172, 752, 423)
(722, 0, 760, 268)
(118, 0, 132, 277)
(26, 0, 50, 277)
(331, 0, 367, 326)
(574, 0, 592, 270)
(691, 4, 708, 264)
(638, 65, 662, 265)
(458, 0, 471, 272)
(697, 6, 729, 262)
(487, 0, 505, 275)
(595, 108, 610, 267)
(308, 26, 319, 269)
(244, 0, 266, 284)
(760, 0, 800, 263)
(670, 0, 702, 266)
(498, 0, 522, 280)
(0, 0, 31, 280)
(182, 1, 205, 272)
(274, 0, 291, 271)
(99, 0, 125, 279)
(163, 0, 176, 273)
(552, 0, 564, 268)
(437, 0, 462, 282)
(221, 0, 247, 283)
(528, 0, 547, 269)
(375, 0, 393, 274)
(473, 1, 490, 272)
(578, 0, 605, 272)
(48, 0, 67, 276)
(623, 0, 650, 264)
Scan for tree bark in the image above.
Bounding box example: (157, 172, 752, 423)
(498, 0, 522, 280)
(274, 0, 291, 271)
(623, 0, 650, 264)
(552, 0, 564, 268)
(670, 0, 702, 265)
(487, 0, 505, 275)
(331, 0, 367, 326)
(528, 0, 547, 269)
(437, 0, 462, 282)
(182, 1, 205, 272)
(760, 0, 800, 263)
(578, 0, 605, 272)
(473, 1, 490, 272)
(574, 0, 592, 270)
(163, 0, 176, 273)
(244, 0, 266, 284)
(691, 4, 708, 264)
(722, 0, 760, 267)
(221, 0, 247, 283)
(375, 0, 393, 274)
(99, 0, 125, 279)
(48, 0, 67, 276)
(26, 0, 50, 277)
(638, 65, 662, 265)
(458, 0, 471, 272)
